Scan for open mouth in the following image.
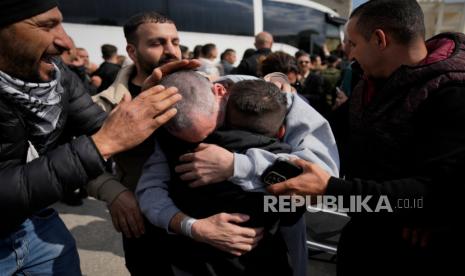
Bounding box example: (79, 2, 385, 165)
(40, 55, 54, 65)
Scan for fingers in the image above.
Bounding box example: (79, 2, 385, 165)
(179, 152, 195, 163)
(289, 158, 309, 170)
(118, 215, 132, 238)
(225, 213, 250, 224)
(195, 143, 210, 151)
(144, 86, 179, 104)
(175, 162, 194, 173)
(179, 172, 198, 182)
(126, 212, 140, 238)
(267, 180, 293, 194)
(137, 84, 167, 99)
(151, 108, 177, 128)
(189, 180, 207, 188)
(110, 212, 121, 233)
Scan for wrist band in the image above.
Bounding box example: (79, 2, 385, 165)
(180, 216, 197, 238)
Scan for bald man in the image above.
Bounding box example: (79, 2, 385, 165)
(233, 32, 274, 77)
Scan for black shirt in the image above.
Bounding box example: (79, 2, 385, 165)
(93, 61, 121, 92)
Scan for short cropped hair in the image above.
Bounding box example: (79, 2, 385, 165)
(221, 48, 235, 60)
(160, 70, 216, 133)
(101, 44, 117, 60)
(261, 51, 299, 76)
(124, 12, 173, 45)
(226, 80, 287, 137)
(350, 0, 425, 45)
(201, 43, 217, 59)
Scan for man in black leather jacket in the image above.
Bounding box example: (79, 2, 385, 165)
(0, 0, 181, 274)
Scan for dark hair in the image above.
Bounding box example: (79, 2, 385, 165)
(242, 48, 256, 60)
(310, 54, 321, 64)
(220, 48, 235, 60)
(295, 50, 309, 60)
(193, 45, 203, 59)
(261, 51, 299, 76)
(123, 11, 173, 45)
(101, 44, 117, 60)
(350, 0, 425, 45)
(226, 80, 287, 137)
(180, 45, 188, 53)
(201, 43, 217, 58)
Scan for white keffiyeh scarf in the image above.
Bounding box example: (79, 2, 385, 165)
(0, 64, 63, 136)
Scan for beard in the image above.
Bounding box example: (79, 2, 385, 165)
(137, 52, 180, 77)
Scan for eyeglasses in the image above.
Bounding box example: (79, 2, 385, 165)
(299, 60, 310, 64)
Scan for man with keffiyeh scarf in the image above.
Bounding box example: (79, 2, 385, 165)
(0, 0, 182, 274)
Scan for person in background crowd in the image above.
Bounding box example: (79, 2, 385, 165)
(233, 32, 273, 77)
(295, 50, 311, 85)
(92, 44, 121, 92)
(219, 48, 236, 75)
(180, 45, 190, 60)
(260, 51, 303, 94)
(197, 43, 221, 79)
(76, 47, 98, 75)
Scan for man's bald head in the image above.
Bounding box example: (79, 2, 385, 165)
(255, 32, 273, 50)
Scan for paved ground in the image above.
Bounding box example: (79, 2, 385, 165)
(54, 198, 335, 276)
(53, 198, 129, 276)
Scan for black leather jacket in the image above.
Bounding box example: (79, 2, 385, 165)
(0, 59, 107, 237)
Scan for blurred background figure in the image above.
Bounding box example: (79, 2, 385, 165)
(261, 51, 302, 94)
(197, 43, 221, 79)
(180, 45, 190, 59)
(192, 44, 203, 59)
(233, 32, 273, 77)
(295, 50, 311, 85)
(76, 47, 98, 75)
(219, 48, 236, 75)
(61, 37, 98, 96)
(92, 44, 121, 92)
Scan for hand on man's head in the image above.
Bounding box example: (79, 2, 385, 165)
(92, 85, 181, 159)
(141, 59, 201, 91)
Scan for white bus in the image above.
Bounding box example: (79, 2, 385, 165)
(61, 0, 345, 64)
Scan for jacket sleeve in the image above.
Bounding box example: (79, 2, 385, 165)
(325, 85, 465, 220)
(0, 135, 106, 234)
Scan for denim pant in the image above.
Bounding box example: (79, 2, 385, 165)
(0, 209, 81, 276)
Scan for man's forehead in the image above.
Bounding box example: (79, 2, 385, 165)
(137, 22, 178, 37)
(29, 7, 63, 24)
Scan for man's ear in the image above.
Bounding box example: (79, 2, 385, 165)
(126, 44, 137, 63)
(372, 29, 388, 50)
(277, 125, 286, 139)
(212, 83, 228, 97)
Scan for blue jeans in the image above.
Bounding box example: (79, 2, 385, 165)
(0, 209, 81, 276)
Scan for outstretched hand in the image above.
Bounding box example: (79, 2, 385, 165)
(92, 85, 181, 159)
(267, 159, 330, 196)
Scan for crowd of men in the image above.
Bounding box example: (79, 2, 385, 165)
(1, 0, 464, 275)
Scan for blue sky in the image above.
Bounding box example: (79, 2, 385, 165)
(352, 0, 368, 10)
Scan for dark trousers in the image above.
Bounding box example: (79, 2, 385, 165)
(279, 216, 308, 276)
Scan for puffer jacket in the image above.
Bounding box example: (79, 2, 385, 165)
(0, 58, 107, 237)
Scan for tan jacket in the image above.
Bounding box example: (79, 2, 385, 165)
(87, 65, 136, 205)
(92, 64, 134, 112)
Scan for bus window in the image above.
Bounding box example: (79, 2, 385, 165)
(60, 0, 254, 36)
(169, 0, 254, 36)
(262, 0, 327, 54)
(60, 0, 168, 26)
